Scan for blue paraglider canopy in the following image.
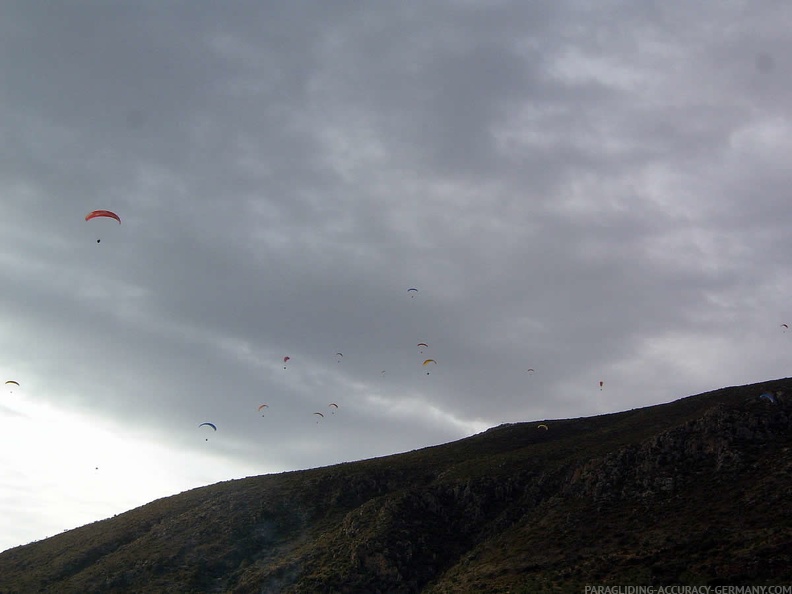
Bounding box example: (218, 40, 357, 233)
(759, 392, 777, 404)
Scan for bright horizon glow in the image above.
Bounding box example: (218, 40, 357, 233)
(0, 394, 263, 552)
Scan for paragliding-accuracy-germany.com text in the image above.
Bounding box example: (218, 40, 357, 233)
(583, 585, 792, 594)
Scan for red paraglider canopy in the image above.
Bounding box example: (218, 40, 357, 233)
(85, 210, 121, 224)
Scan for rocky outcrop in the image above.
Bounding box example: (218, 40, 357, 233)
(565, 398, 790, 503)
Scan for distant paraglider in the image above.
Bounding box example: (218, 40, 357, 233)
(537, 424, 548, 430)
(335, 352, 343, 362)
(257, 404, 269, 415)
(423, 359, 437, 374)
(199, 422, 217, 441)
(283, 356, 290, 369)
(417, 343, 428, 353)
(407, 288, 418, 297)
(599, 381, 604, 390)
(314, 412, 324, 423)
(527, 368, 535, 375)
(85, 210, 121, 243)
(328, 403, 339, 414)
(759, 392, 778, 404)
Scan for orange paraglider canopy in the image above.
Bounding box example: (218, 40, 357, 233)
(85, 210, 121, 224)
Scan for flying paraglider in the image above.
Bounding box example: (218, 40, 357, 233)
(199, 422, 217, 441)
(407, 288, 418, 297)
(527, 368, 535, 375)
(537, 424, 548, 430)
(759, 392, 778, 404)
(417, 343, 428, 353)
(86, 210, 121, 243)
(5, 380, 19, 387)
(257, 404, 269, 415)
(423, 358, 437, 374)
(328, 403, 339, 414)
(335, 352, 343, 362)
(599, 381, 604, 390)
(283, 356, 290, 369)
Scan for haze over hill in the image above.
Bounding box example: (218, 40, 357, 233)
(1, 378, 790, 593)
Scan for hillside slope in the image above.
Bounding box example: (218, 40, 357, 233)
(1, 379, 790, 593)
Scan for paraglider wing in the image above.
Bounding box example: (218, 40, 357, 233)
(422, 359, 437, 366)
(328, 403, 339, 408)
(527, 368, 535, 374)
(759, 392, 777, 404)
(537, 424, 549, 430)
(5, 380, 19, 386)
(199, 422, 217, 431)
(85, 210, 121, 224)
(257, 404, 269, 412)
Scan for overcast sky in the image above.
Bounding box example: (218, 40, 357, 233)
(2, 0, 791, 552)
